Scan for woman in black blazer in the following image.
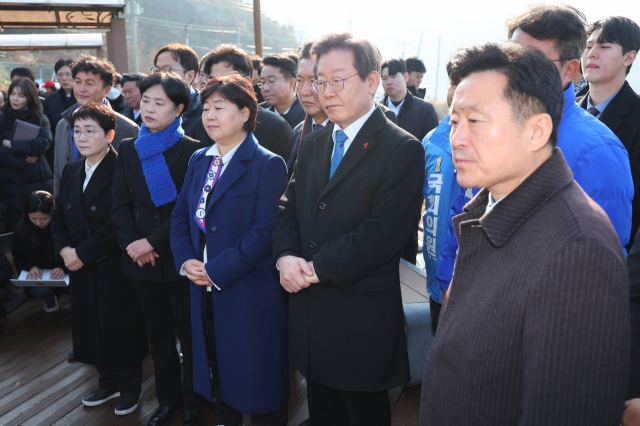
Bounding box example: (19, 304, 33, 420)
(50, 102, 148, 416)
(111, 72, 201, 426)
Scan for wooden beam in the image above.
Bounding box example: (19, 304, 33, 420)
(253, 0, 262, 57)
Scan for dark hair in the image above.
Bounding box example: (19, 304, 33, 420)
(17, 190, 54, 252)
(0, 90, 6, 103)
(10, 67, 35, 82)
(70, 102, 117, 134)
(298, 41, 314, 61)
(200, 73, 258, 133)
(506, 5, 587, 63)
(114, 72, 123, 86)
(71, 54, 116, 87)
(381, 58, 407, 76)
(154, 43, 199, 73)
(7, 78, 44, 125)
(121, 73, 147, 87)
(54, 59, 73, 74)
(447, 42, 564, 148)
(446, 51, 463, 86)
(311, 32, 381, 81)
(202, 44, 253, 78)
(405, 56, 426, 74)
(588, 16, 640, 75)
(261, 54, 299, 79)
(251, 55, 263, 73)
(139, 72, 191, 115)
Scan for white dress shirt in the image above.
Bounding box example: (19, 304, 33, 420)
(180, 140, 243, 291)
(331, 104, 376, 159)
(385, 96, 405, 117)
(83, 155, 106, 192)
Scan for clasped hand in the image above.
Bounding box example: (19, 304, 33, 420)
(59, 247, 84, 271)
(183, 259, 213, 287)
(126, 238, 159, 267)
(279, 256, 319, 293)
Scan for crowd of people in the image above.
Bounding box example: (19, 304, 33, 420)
(1, 3, 640, 426)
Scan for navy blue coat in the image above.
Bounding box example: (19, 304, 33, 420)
(170, 133, 289, 414)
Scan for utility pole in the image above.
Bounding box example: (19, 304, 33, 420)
(125, 2, 142, 73)
(253, 0, 263, 56)
(236, 0, 240, 46)
(417, 32, 423, 57)
(185, 16, 196, 47)
(434, 36, 441, 100)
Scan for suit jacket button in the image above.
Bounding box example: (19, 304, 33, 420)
(309, 241, 316, 249)
(90, 206, 97, 211)
(135, 212, 140, 218)
(318, 202, 326, 210)
(69, 229, 74, 234)
(210, 226, 217, 232)
(155, 213, 160, 219)
(67, 204, 71, 209)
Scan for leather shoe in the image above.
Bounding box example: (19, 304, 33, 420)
(183, 407, 203, 426)
(147, 402, 182, 426)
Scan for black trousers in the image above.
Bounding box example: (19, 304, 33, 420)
(134, 279, 200, 410)
(306, 381, 391, 426)
(430, 299, 442, 334)
(96, 363, 143, 395)
(204, 290, 287, 426)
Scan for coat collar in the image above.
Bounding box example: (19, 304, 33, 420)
(458, 148, 574, 248)
(316, 107, 385, 197)
(199, 132, 258, 211)
(576, 81, 636, 134)
(382, 91, 414, 112)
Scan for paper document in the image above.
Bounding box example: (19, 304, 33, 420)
(11, 269, 69, 287)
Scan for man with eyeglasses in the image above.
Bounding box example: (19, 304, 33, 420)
(259, 53, 305, 129)
(53, 55, 139, 196)
(272, 33, 424, 426)
(152, 43, 202, 136)
(43, 59, 77, 169)
(190, 44, 293, 161)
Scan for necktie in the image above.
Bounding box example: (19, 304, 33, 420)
(312, 123, 323, 132)
(587, 107, 600, 118)
(330, 130, 347, 179)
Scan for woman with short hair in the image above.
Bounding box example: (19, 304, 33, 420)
(171, 73, 289, 425)
(51, 102, 148, 416)
(111, 72, 202, 426)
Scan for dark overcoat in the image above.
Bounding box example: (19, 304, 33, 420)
(420, 149, 630, 426)
(50, 148, 148, 370)
(111, 135, 201, 282)
(170, 134, 289, 414)
(577, 81, 640, 249)
(272, 107, 424, 391)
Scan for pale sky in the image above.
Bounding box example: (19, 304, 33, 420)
(259, 0, 640, 100)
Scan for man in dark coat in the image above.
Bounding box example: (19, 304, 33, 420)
(43, 59, 76, 169)
(576, 16, 640, 250)
(273, 33, 423, 425)
(420, 42, 630, 426)
(191, 44, 292, 160)
(259, 54, 306, 129)
(121, 73, 146, 126)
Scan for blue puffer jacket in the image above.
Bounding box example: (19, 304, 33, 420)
(437, 83, 634, 293)
(422, 116, 459, 304)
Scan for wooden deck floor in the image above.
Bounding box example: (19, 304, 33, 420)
(0, 262, 428, 426)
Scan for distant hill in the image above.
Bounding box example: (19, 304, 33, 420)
(0, 0, 299, 89)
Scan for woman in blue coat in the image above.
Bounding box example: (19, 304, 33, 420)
(170, 73, 289, 425)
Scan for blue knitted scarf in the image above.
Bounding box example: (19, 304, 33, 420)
(135, 117, 184, 207)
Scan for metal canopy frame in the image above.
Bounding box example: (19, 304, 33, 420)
(0, 33, 104, 50)
(0, 1, 125, 29)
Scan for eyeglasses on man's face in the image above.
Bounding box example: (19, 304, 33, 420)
(151, 66, 188, 74)
(312, 73, 360, 94)
(257, 75, 288, 89)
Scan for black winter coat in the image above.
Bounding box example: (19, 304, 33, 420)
(111, 136, 201, 283)
(0, 105, 53, 210)
(51, 148, 148, 370)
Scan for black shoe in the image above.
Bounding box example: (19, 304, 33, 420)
(183, 407, 203, 426)
(147, 402, 182, 426)
(68, 350, 74, 361)
(115, 391, 141, 415)
(82, 388, 120, 406)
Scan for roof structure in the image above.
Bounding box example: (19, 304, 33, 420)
(0, 1, 125, 29)
(0, 33, 103, 50)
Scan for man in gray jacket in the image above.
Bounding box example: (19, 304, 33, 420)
(420, 42, 629, 426)
(53, 55, 138, 195)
